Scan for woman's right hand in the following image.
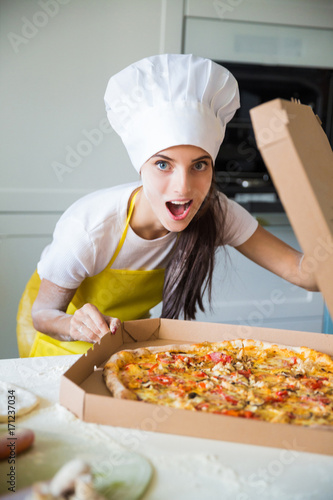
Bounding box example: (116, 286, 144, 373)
(70, 303, 121, 343)
(32, 279, 121, 343)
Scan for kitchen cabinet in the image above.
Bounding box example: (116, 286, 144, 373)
(184, 16, 333, 68)
(185, 0, 333, 29)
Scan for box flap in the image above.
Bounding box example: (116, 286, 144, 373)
(122, 317, 160, 342)
(250, 98, 333, 317)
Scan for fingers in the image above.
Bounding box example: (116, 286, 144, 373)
(70, 304, 120, 343)
(108, 316, 122, 335)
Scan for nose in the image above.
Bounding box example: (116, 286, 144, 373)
(173, 167, 191, 196)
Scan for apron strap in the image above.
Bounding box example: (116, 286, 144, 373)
(109, 188, 141, 268)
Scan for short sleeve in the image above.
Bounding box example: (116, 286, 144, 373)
(37, 216, 96, 289)
(217, 193, 259, 247)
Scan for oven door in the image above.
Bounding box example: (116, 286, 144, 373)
(214, 61, 333, 213)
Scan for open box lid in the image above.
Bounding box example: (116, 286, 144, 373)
(250, 99, 333, 319)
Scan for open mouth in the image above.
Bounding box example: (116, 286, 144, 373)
(166, 200, 192, 220)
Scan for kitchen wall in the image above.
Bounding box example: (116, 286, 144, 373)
(1, 0, 183, 359)
(1, 0, 332, 358)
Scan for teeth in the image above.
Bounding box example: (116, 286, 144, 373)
(170, 201, 188, 205)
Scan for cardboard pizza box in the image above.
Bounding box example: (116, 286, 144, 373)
(249, 98, 333, 319)
(59, 98, 333, 456)
(59, 318, 333, 456)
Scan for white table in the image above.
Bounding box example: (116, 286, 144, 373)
(1, 356, 333, 500)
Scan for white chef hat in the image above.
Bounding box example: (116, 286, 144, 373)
(104, 54, 240, 172)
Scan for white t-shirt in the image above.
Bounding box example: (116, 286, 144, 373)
(37, 182, 258, 289)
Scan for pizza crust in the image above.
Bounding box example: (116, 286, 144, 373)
(102, 361, 138, 401)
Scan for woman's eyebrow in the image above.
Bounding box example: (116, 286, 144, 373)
(152, 154, 212, 162)
(192, 155, 211, 162)
(152, 154, 174, 161)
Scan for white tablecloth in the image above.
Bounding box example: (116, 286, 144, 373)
(1, 355, 333, 500)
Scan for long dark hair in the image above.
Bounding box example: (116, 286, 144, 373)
(161, 178, 225, 320)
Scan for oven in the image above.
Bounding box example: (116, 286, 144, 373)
(214, 61, 333, 213)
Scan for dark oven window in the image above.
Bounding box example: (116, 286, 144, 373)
(214, 61, 333, 213)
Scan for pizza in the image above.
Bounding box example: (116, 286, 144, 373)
(103, 339, 333, 427)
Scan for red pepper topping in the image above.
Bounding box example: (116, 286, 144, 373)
(242, 410, 256, 419)
(174, 354, 187, 362)
(238, 369, 251, 379)
(218, 409, 239, 417)
(214, 386, 238, 405)
(214, 409, 258, 419)
(148, 363, 158, 374)
(149, 375, 174, 386)
(304, 378, 328, 391)
(265, 390, 289, 404)
(276, 390, 289, 401)
(195, 402, 210, 411)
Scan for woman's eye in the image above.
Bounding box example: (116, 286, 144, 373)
(194, 161, 208, 171)
(156, 161, 169, 171)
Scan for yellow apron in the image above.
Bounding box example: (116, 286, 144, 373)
(17, 190, 165, 357)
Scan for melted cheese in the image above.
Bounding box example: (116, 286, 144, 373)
(115, 341, 333, 427)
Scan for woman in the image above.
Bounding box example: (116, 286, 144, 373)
(18, 54, 318, 357)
